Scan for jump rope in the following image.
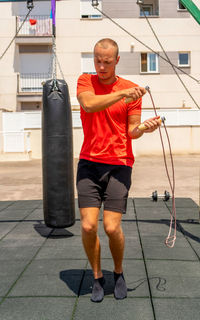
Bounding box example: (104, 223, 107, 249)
(138, 86, 177, 248)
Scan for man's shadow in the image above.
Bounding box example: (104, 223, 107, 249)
(59, 269, 166, 296)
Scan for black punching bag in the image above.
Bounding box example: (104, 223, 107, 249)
(42, 79, 75, 228)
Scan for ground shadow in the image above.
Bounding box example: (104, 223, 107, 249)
(34, 221, 74, 238)
(60, 269, 167, 296)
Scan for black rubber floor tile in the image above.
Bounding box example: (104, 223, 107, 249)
(23, 259, 87, 276)
(8, 273, 83, 297)
(4, 222, 52, 240)
(141, 235, 198, 261)
(175, 207, 199, 221)
(0, 246, 41, 261)
(44, 234, 82, 247)
(141, 235, 187, 248)
(0, 222, 18, 239)
(0, 209, 32, 221)
(134, 198, 166, 208)
(179, 222, 200, 238)
(127, 198, 134, 208)
(146, 260, 200, 298)
(74, 297, 154, 320)
(121, 221, 139, 234)
(99, 238, 142, 259)
(137, 221, 173, 236)
(0, 276, 18, 296)
(0, 260, 28, 277)
(122, 199, 135, 220)
(0, 201, 13, 211)
(166, 198, 199, 208)
(7, 200, 41, 210)
(0, 297, 76, 320)
(143, 245, 198, 261)
(135, 207, 171, 220)
(178, 222, 200, 257)
(35, 245, 86, 260)
(0, 238, 44, 247)
(36, 200, 43, 209)
(153, 298, 200, 320)
(124, 243, 143, 259)
(187, 238, 200, 258)
(24, 208, 44, 221)
(87, 259, 146, 277)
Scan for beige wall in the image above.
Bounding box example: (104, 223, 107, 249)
(26, 128, 42, 159)
(0, 111, 3, 152)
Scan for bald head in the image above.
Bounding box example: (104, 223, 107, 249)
(94, 38, 119, 60)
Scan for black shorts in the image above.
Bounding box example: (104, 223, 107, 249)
(76, 159, 132, 214)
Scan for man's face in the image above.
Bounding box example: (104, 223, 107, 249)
(94, 45, 120, 83)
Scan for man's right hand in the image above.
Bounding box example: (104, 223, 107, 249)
(124, 86, 146, 103)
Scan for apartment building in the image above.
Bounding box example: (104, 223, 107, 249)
(0, 0, 199, 111)
(0, 0, 199, 159)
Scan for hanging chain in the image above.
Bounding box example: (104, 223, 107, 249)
(52, 35, 58, 90)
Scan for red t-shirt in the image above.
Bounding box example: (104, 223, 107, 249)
(77, 74, 142, 167)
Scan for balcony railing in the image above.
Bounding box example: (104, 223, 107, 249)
(18, 73, 52, 93)
(16, 15, 52, 36)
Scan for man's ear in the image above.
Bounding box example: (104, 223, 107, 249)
(116, 56, 120, 65)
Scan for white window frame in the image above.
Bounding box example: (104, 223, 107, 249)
(140, 52, 159, 74)
(80, 0, 102, 20)
(81, 53, 96, 74)
(178, 52, 190, 67)
(140, 4, 153, 16)
(178, 0, 187, 11)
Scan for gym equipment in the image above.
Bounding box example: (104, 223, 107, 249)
(42, 79, 75, 228)
(152, 190, 170, 202)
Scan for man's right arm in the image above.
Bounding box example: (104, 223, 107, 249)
(77, 86, 146, 113)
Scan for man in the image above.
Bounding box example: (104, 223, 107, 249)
(76, 38, 160, 302)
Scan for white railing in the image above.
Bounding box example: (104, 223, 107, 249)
(141, 109, 200, 126)
(17, 15, 52, 36)
(4, 109, 200, 130)
(1, 109, 199, 153)
(18, 73, 51, 93)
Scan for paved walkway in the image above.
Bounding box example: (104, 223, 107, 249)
(0, 155, 200, 203)
(0, 197, 199, 319)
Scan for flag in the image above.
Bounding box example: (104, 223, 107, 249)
(29, 19, 37, 26)
(51, 0, 56, 25)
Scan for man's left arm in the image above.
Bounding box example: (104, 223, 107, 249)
(128, 114, 161, 139)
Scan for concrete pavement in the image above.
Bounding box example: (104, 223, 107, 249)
(0, 155, 200, 203)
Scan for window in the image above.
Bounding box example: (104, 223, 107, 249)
(81, 53, 96, 74)
(140, 5, 153, 16)
(80, 0, 102, 19)
(139, 1, 159, 16)
(141, 53, 159, 73)
(178, 1, 186, 10)
(178, 52, 190, 66)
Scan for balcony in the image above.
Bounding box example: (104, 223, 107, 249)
(17, 73, 51, 93)
(16, 15, 53, 45)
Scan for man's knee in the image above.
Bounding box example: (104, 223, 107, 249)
(82, 221, 98, 235)
(104, 222, 121, 237)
